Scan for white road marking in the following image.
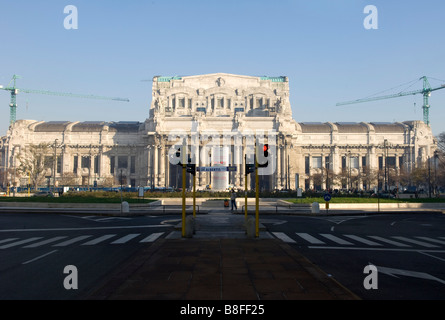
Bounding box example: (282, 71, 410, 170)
(368, 236, 411, 247)
(272, 232, 296, 243)
(22, 250, 58, 265)
(416, 237, 445, 246)
(0, 237, 43, 249)
(0, 238, 19, 244)
(320, 234, 353, 245)
(0, 225, 171, 232)
(53, 235, 92, 247)
(140, 232, 164, 243)
(343, 234, 382, 246)
(375, 264, 445, 285)
(392, 236, 439, 248)
(295, 233, 325, 244)
(23, 236, 68, 248)
(81, 234, 117, 246)
(111, 234, 140, 244)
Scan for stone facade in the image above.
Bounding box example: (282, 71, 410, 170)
(0, 73, 438, 191)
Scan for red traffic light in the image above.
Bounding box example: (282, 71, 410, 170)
(263, 144, 269, 157)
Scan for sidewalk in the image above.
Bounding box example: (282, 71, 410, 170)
(84, 210, 360, 300)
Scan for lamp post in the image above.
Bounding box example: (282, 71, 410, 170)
(348, 150, 351, 191)
(53, 139, 59, 195)
(326, 158, 330, 192)
(434, 150, 438, 196)
(383, 139, 388, 192)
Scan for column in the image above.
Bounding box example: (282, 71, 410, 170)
(154, 146, 158, 187)
(160, 144, 165, 187)
(277, 145, 282, 188)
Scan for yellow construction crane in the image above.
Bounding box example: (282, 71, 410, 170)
(0, 75, 130, 126)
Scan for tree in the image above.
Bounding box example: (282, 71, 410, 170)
(361, 166, 378, 190)
(16, 143, 53, 189)
(437, 132, 445, 152)
(60, 172, 78, 187)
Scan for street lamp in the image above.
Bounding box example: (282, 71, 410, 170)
(434, 150, 439, 196)
(326, 158, 330, 192)
(348, 150, 351, 191)
(53, 139, 59, 195)
(383, 139, 388, 192)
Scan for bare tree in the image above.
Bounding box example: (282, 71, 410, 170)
(60, 172, 78, 187)
(361, 166, 378, 190)
(16, 143, 53, 189)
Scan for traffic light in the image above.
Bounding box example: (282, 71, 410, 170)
(258, 143, 269, 168)
(186, 156, 196, 175)
(245, 163, 255, 175)
(186, 163, 196, 175)
(263, 144, 269, 157)
(175, 147, 182, 166)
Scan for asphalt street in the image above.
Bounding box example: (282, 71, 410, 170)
(1, 211, 444, 300)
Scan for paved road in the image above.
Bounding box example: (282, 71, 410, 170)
(265, 212, 445, 299)
(0, 213, 173, 299)
(2, 210, 445, 300)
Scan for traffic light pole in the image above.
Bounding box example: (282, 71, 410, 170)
(193, 171, 196, 218)
(244, 154, 248, 220)
(182, 163, 186, 237)
(255, 153, 259, 238)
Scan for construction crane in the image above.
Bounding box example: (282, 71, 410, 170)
(336, 76, 445, 126)
(0, 75, 130, 126)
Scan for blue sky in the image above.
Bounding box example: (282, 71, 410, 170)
(1, 0, 445, 136)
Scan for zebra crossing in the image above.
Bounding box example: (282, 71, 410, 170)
(0, 232, 165, 250)
(272, 232, 445, 249)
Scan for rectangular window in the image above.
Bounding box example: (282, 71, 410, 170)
(179, 98, 185, 108)
(378, 156, 383, 170)
(342, 156, 347, 169)
(118, 156, 128, 169)
(305, 156, 310, 174)
(362, 156, 367, 167)
(130, 156, 136, 174)
(110, 156, 115, 174)
(197, 107, 206, 114)
(73, 156, 78, 174)
(256, 97, 262, 108)
(81, 156, 90, 169)
(350, 156, 359, 169)
(217, 98, 223, 108)
(44, 156, 52, 169)
(312, 156, 322, 169)
(325, 156, 330, 169)
(57, 157, 62, 174)
(94, 156, 100, 174)
(387, 156, 396, 168)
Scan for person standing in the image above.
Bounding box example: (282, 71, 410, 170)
(230, 189, 237, 211)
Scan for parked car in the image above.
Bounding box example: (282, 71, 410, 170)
(32, 191, 54, 197)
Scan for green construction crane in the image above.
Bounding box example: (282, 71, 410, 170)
(336, 76, 445, 126)
(0, 75, 130, 126)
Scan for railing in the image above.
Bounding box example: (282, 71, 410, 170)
(156, 205, 200, 214)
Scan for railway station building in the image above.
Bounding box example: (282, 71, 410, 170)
(0, 73, 437, 192)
